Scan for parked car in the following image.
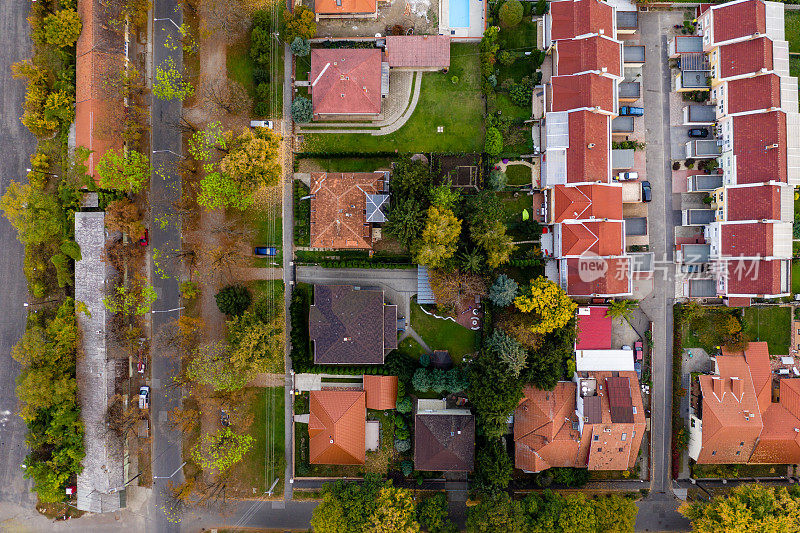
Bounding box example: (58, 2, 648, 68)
(619, 106, 644, 117)
(634, 341, 643, 361)
(616, 171, 639, 181)
(138, 386, 150, 409)
(138, 229, 149, 246)
(254, 246, 278, 257)
(641, 181, 652, 202)
(688, 128, 709, 138)
(250, 120, 274, 129)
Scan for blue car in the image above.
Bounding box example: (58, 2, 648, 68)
(619, 106, 644, 117)
(254, 246, 277, 257)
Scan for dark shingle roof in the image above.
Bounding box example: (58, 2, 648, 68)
(606, 376, 634, 424)
(310, 285, 387, 364)
(383, 305, 398, 351)
(414, 413, 475, 471)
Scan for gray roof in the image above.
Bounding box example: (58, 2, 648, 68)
(625, 217, 647, 236)
(611, 149, 635, 170)
(680, 52, 709, 71)
(618, 82, 640, 99)
(417, 266, 436, 304)
(366, 193, 389, 223)
(690, 174, 723, 191)
(623, 46, 645, 63)
(612, 116, 634, 133)
(683, 244, 711, 264)
(687, 105, 716, 123)
(675, 35, 703, 54)
(75, 212, 124, 513)
(616, 10, 638, 29)
(689, 278, 717, 297)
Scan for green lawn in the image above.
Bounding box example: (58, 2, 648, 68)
(498, 20, 537, 50)
(493, 92, 531, 122)
(301, 157, 395, 172)
(793, 260, 800, 294)
(395, 336, 427, 360)
(499, 191, 533, 225)
(792, 56, 800, 78)
(227, 38, 256, 98)
(250, 205, 282, 246)
(410, 300, 477, 362)
(505, 164, 532, 185)
(299, 43, 484, 154)
(230, 387, 285, 496)
(787, 11, 800, 53)
(742, 306, 791, 354)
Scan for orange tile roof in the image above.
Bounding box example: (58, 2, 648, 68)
(309, 172, 386, 249)
(552, 183, 623, 222)
(551, 73, 615, 113)
(560, 221, 623, 256)
(726, 73, 780, 115)
(719, 37, 773, 79)
(555, 35, 621, 77)
(514, 383, 581, 472)
(384, 36, 450, 68)
(566, 110, 610, 183)
(363, 375, 398, 410)
(310, 49, 382, 116)
(725, 185, 782, 221)
(733, 111, 787, 185)
(309, 390, 366, 464)
(712, 0, 766, 44)
(315, 0, 377, 15)
(550, 0, 614, 41)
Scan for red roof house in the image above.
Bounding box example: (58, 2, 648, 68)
(725, 73, 781, 115)
(554, 35, 622, 77)
(725, 185, 783, 221)
(732, 111, 787, 185)
(314, 0, 377, 19)
(384, 36, 450, 70)
(707, 0, 766, 45)
(565, 257, 631, 297)
(309, 390, 366, 464)
(575, 306, 613, 350)
(550, 0, 615, 42)
(566, 110, 610, 183)
(718, 37, 773, 79)
(550, 73, 615, 113)
(310, 49, 382, 117)
(551, 183, 623, 222)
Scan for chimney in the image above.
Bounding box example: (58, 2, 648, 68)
(588, 143, 596, 148)
(711, 376, 723, 397)
(731, 376, 743, 399)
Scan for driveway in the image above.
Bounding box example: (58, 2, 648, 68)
(296, 266, 418, 325)
(0, 0, 38, 513)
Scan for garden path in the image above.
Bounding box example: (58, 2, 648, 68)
(401, 327, 432, 353)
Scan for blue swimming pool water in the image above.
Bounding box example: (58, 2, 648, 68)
(449, 0, 469, 28)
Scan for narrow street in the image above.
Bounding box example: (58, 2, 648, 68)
(148, 0, 185, 530)
(0, 0, 37, 513)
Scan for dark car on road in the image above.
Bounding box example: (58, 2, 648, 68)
(619, 106, 644, 116)
(641, 181, 652, 202)
(688, 128, 709, 138)
(254, 246, 277, 257)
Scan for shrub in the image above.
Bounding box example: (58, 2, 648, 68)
(254, 100, 270, 117)
(451, 75, 459, 84)
(180, 281, 200, 300)
(290, 37, 311, 56)
(395, 439, 411, 453)
(215, 285, 251, 316)
(485, 127, 503, 156)
(396, 396, 413, 413)
(499, 0, 523, 27)
(420, 353, 431, 368)
(488, 169, 507, 190)
(291, 96, 313, 123)
(253, 67, 270, 85)
(401, 460, 414, 476)
(534, 0, 548, 15)
(498, 50, 515, 66)
(510, 81, 533, 107)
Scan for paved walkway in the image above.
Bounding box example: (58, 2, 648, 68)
(402, 327, 432, 353)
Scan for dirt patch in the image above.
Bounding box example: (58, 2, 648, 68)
(246, 373, 285, 387)
(313, 0, 439, 38)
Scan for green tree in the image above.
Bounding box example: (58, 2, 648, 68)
(413, 206, 461, 268)
(186, 342, 250, 392)
(488, 274, 519, 307)
(471, 219, 515, 269)
(412, 367, 432, 392)
(558, 493, 596, 533)
(311, 476, 386, 532)
(283, 6, 317, 42)
(290, 36, 311, 56)
(498, 0, 524, 27)
(430, 182, 461, 210)
(384, 197, 426, 250)
(520, 317, 576, 390)
(227, 310, 284, 373)
(191, 427, 254, 474)
(291, 96, 313, 123)
(97, 149, 150, 193)
(0, 181, 64, 246)
(474, 438, 513, 493)
(466, 492, 525, 533)
(153, 57, 194, 101)
(391, 158, 433, 202)
(42, 9, 82, 48)
(606, 299, 638, 321)
(594, 495, 639, 532)
(469, 352, 523, 438)
(417, 493, 455, 533)
(459, 249, 484, 274)
(679, 484, 800, 533)
(103, 277, 158, 318)
(370, 486, 420, 533)
(485, 330, 527, 377)
(485, 127, 503, 156)
(215, 285, 252, 316)
(188, 121, 228, 161)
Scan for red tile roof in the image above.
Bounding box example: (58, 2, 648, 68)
(309, 172, 386, 249)
(315, 0, 377, 15)
(566, 110, 610, 183)
(552, 183, 622, 222)
(551, 73, 615, 113)
(565, 256, 630, 296)
(725, 259, 784, 295)
(363, 375, 398, 410)
(726, 73, 781, 115)
(555, 35, 621, 77)
(310, 49, 382, 116)
(719, 37, 773, 79)
(514, 383, 580, 472)
(575, 306, 613, 350)
(725, 185, 782, 221)
(712, 0, 766, 44)
(384, 35, 450, 69)
(561, 221, 623, 256)
(721, 222, 773, 257)
(550, 0, 614, 41)
(309, 390, 366, 464)
(733, 111, 787, 184)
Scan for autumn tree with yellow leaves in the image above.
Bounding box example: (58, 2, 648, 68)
(513, 276, 577, 335)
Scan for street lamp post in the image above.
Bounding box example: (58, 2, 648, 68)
(26, 168, 58, 178)
(151, 306, 185, 314)
(152, 149, 184, 159)
(154, 461, 187, 480)
(154, 17, 182, 31)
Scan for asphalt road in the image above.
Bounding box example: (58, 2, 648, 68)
(0, 0, 37, 510)
(147, 0, 185, 530)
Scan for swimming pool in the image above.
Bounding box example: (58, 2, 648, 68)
(449, 0, 469, 28)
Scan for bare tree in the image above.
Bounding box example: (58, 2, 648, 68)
(106, 395, 144, 438)
(428, 269, 487, 315)
(203, 79, 252, 117)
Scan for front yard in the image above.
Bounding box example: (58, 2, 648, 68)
(786, 11, 800, 53)
(299, 43, 484, 154)
(410, 300, 478, 362)
(742, 306, 791, 355)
